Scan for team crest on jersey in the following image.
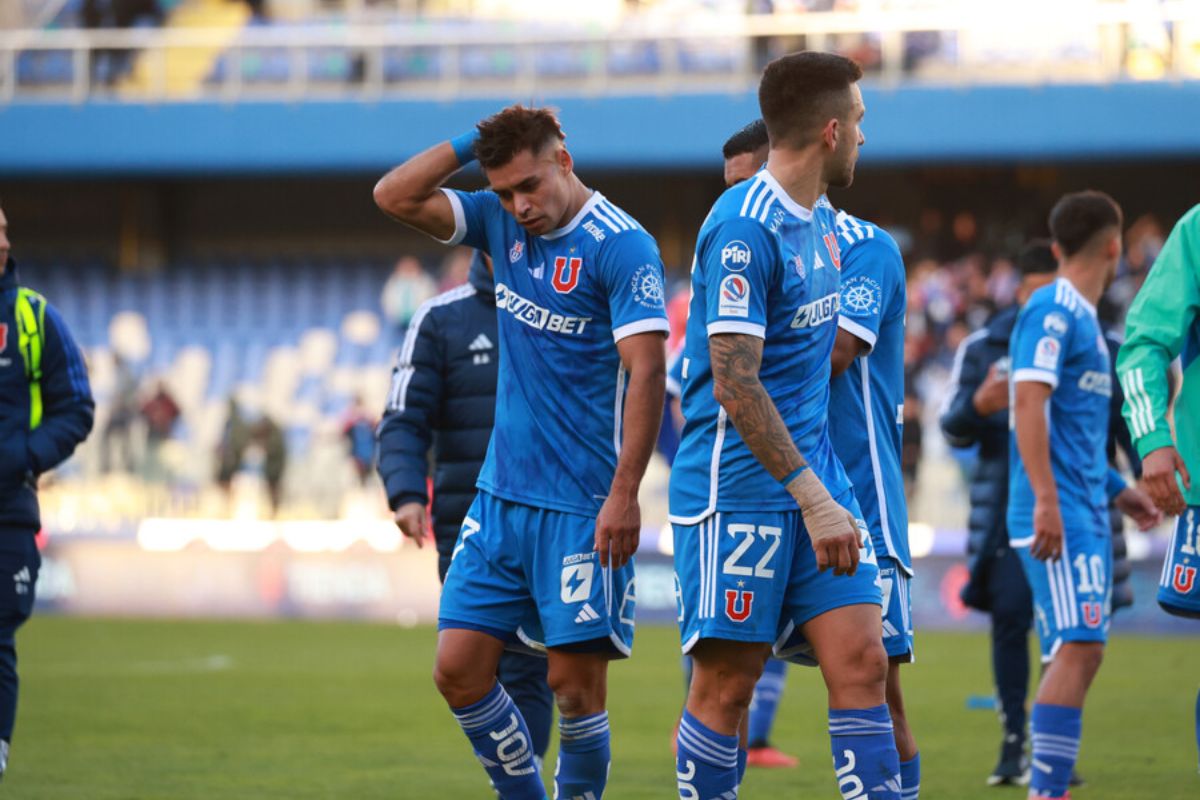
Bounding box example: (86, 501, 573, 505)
(552, 256, 583, 293)
(823, 232, 842, 270)
(1082, 602, 1104, 629)
(718, 274, 750, 318)
(509, 240, 524, 263)
(792, 254, 805, 279)
(725, 589, 753, 622)
(1173, 564, 1197, 594)
(720, 240, 752, 272)
(1043, 312, 1069, 337)
(630, 264, 665, 309)
(841, 276, 881, 316)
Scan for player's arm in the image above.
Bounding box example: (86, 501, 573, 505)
(26, 301, 95, 476)
(595, 333, 666, 569)
(829, 328, 869, 377)
(373, 132, 477, 242)
(1012, 380, 1062, 560)
(1116, 205, 1200, 516)
(710, 333, 860, 575)
(376, 306, 444, 546)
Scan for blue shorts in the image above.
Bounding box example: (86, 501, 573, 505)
(439, 491, 635, 657)
(1013, 511, 1111, 662)
(672, 497, 881, 667)
(1158, 507, 1200, 619)
(879, 557, 914, 662)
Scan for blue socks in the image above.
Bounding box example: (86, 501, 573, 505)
(737, 746, 747, 784)
(676, 709, 740, 799)
(748, 658, 787, 747)
(828, 704, 902, 800)
(557, 712, 611, 799)
(900, 752, 920, 800)
(450, 683, 546, 800)
(1029, 703, 1081, 799)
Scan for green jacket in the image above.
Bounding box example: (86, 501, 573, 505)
(1116, 204, 1200, 506)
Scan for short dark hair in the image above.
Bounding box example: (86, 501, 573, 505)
(1017, 239, 1057, 276)
(474, 105, 565, 170)
(758, 51, 863, 149)
(722, 119, 769, 159)
(1048, 191, 1123, 258)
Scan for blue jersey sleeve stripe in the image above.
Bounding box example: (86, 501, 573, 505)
(838, 315, 878, 350)
(1012, 367, 1059, 388)
(707, 320, 765, 338)
(434, 188, 468, 246)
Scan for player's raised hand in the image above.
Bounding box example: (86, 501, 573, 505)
(1115, 485, 1164, 531)
(786, 469, 860, 576)
(1141, 445, 1191, 517)
(1031, 497, 1064, 561)
(595, 490, 640, 569)
(394, 501, 428, 548)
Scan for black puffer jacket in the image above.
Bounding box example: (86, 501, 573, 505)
(376, 254, 497, 579)
(940, 307, 1138, 611)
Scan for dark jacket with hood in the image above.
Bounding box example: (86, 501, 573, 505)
(0, 259, 94, 531)
(376, 253, 497, 580)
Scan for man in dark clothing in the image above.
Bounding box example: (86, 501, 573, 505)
(376, 251, 554, 765)
(0, 204, 94, 778)
(941, 241, 1141, 787)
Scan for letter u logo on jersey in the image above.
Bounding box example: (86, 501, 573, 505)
(1082, 602, 1103, 629)
(823, 233, 842, 270)
(724, 590, 753, 622)
(552, 256, 583, 293)
(1173, 565, 1197, 594)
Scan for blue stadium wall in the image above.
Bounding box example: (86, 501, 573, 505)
(2, 81, 1199, 174)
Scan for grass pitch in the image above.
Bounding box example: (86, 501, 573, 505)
(8, 617, 1197, 798)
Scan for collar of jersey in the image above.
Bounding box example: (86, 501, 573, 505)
(541, 191, 605, 241)
(755, 168, 813, 221)
(1057, 276, 1098, 318)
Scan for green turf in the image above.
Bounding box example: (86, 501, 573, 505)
(7, 618, 1197, 798)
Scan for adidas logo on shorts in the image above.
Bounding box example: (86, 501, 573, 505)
(574, 603, 600, 624)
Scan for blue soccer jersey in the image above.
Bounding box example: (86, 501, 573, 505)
(1008, 277, 1113, 530)
(439, 188, 670, 516)
(827, 211, 911, 574)
(669, 170, 851, 522)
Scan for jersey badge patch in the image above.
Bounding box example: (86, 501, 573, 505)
(718, 274, 750, 318)
(509, 240, 524, 263)
(724, 589, 753, 622)
(1033, 336, 1060, 370)
(552, 256, 583, 293)
(1043, 312, 1068, 336)
(720, 240, 752, 272)
(631, 264, 665, 309)
(841, 276, 881, 316)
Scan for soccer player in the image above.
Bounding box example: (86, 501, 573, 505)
(828, 205, 920, 797)
(1007, 191, 1159, 800)
(670, 52, 901, 799)
(373, 106, 669, 800)
(1115, 203, 1200, 769)
(670, 118, 799, 772)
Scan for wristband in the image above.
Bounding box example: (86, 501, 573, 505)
(450, 129, 480, 166)
(780, 465, 810, 487)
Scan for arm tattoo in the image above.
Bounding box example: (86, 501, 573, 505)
(710, 333, 806, 480)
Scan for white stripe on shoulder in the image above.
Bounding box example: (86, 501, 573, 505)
(739, 179, 767, 218)
(604, 201, 639, 230)
(590, 203, 626, 233)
